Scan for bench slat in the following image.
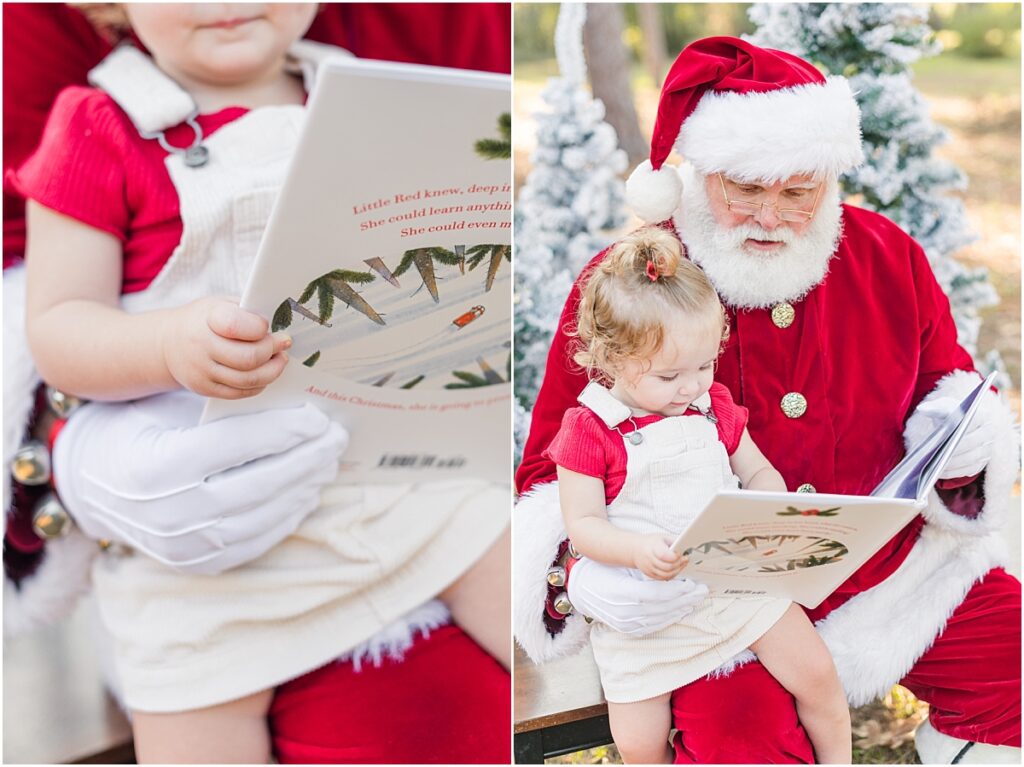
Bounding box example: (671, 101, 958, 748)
(4, 599, 133, 765)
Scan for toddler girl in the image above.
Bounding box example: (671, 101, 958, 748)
(548, 226, 851, 764)
(13, 3, 509, 762)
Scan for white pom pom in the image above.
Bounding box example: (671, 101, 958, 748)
(625, 160, 683, 222)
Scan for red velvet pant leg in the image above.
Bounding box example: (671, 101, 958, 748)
(269, 625, 511, 764)
(900, 568, 1021, 747)
(671, 660, 815, 764)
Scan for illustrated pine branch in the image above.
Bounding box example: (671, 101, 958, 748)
(474, 113, 511, 160)
(303, 351, 320, 367)
(445, 370, 491, 389)
(324, 274, 384, 325)
(272, 297, 332, 332)
(465, 244, 511, 291)
(364, 257, 400, 287)
(393, 247, 459, 303)
(400, 374, 425, 389)
(297, 269, 383, 326)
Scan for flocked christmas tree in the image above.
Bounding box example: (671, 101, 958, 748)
(514, 2, 629, 460)
(749, 3, 1004, 379)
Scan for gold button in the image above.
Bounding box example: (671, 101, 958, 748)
(771, 302, 795, 328)
(32, 494, 72, 539)
(780, 392, 807, 418)
(796, 483, 816, 493)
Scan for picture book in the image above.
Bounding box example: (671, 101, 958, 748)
(203, 57, 512, 484)
(670, 372, 996, 607)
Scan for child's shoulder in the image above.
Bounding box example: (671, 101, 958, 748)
(46, 84, 140, 138)
(708, 381, 740, 412)
(558, 404, 609, 438)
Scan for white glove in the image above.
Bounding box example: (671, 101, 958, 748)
(567, 557, 709, 635)
(915, 394, 997, 479)
(53, 390, 348, 575)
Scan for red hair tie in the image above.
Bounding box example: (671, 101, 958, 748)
(645, 259, 660, 282)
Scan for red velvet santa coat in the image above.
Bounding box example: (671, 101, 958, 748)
(513, 204, 1020, 709)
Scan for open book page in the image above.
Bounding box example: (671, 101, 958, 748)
(871, 371, 996, 501)
(668, 372, 996, 606)
(670, 491, 922, 608)
(204, 58, 512, 484)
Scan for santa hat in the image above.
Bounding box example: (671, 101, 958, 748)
(626, 36, 863, 223)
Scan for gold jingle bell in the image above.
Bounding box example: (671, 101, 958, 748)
(546, 566, 566, 587)
(32, 493, 72, 539)
(46, 386, 84, 418)
(796, 483, 817, 493)
(771, 303, 796, 329)
(780, 392, 808, 419)
(11, 440, 51, 486)
(553, 592, 574, 615)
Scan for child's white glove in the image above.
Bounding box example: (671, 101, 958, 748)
(567, 557, 709, 635)
(53, 390, 348, 575)
(913, 393, 997, 479)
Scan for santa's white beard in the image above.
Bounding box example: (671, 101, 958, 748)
(673, 164, 844, 309)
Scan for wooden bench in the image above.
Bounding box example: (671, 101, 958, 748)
(514, 644, 612, 763)
(4, 599, 135, 764)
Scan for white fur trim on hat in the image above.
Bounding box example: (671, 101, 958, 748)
(679, 77, 863, 183)
(626, 159, 684, 223)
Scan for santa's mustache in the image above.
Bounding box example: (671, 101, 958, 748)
(727, 223, 795, 247)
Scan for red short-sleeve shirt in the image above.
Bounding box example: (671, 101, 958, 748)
(544, 382, 748, 505)
(6, 86, 246, 295)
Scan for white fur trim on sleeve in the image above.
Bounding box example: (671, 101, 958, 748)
(904, 370, 1020, 536)
(3, 266, 41, 525)
(4, 264, 98, 635)
(3, 532, 98, 637)
(815, 521, 1007, 706)
(679, 78, 863, 183)
(626, 159, 684, 224)
(513, 482, 592, 663)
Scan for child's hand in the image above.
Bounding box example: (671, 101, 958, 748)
(162, 297, 292, 399)
(632, 534, 689, 580)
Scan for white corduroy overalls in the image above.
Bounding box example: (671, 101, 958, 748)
(577, 383, 790, 703)
(85, 46, 510, 714)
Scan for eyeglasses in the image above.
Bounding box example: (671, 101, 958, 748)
(717, 174, 821, 223)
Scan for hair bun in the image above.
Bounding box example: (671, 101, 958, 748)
(632, 227, 682, 281)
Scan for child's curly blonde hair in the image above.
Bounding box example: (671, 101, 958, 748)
(572, 226, 729, 384)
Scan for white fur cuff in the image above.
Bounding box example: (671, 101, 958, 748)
(513, 482, 592, 663)
(904, 370, 1020, 536)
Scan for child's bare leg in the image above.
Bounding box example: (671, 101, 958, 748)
(131, 688, 273, 764)
(750, 604, 852, 764)
(438, 524, 510, 669)
(607, 693, 674, 764)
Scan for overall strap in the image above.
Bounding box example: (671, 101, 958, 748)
(577, 382, 632, 429)
(87, 45, 195, 135)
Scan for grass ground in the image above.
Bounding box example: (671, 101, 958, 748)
(517, 52, 1020, 766)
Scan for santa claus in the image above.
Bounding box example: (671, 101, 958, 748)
(514, 36, 1020, 764)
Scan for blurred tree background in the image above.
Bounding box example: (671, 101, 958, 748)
(515, 0, 1019, 413)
